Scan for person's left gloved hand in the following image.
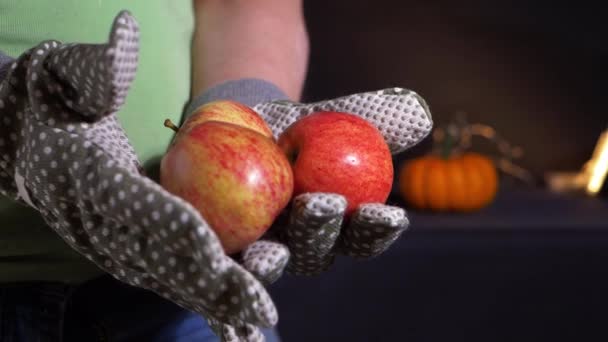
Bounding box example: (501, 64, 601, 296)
(189, 85, 432, 284)
(0, 12, 279, 342)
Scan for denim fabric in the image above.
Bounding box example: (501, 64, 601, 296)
(0, 276, 281, 342)
(0, 283, 71, 342)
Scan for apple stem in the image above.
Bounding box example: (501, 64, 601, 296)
(164, 119, 180, 132)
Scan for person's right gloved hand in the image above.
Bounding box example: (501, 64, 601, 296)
(0, 11, 276, 342)
(183, 81, 433, 288)
(249, 89, 431, 279)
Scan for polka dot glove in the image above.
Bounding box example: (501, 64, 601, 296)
(0, 11, 276, 341)
(242, 89, 433, 276)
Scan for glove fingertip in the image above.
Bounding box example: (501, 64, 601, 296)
(339, 203, 409, 258)
(242, 240, 290, 285)
(293, 192, 347, 218)
(355, 203, 409, 228)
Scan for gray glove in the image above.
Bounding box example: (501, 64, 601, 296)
(0, 11, 275, 341)
(228, 89, 433, 282)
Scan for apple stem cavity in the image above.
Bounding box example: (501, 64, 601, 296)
(287, 148, 299, 165)
(164, 119, 180, 133)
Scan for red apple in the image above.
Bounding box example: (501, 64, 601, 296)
(278, 111, 393, 216)
(160, 100, 293, 254)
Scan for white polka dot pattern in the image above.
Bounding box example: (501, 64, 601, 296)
(0, 11, 276, 341)
(247, 195, 411, 278)
(242, 240, 290, 285)
(222, 321, 265, 342)
(253, 87, 433, 154)
(340, 203, 409, 258)
(284, 193, 346, 275)
(247, 88, 427, 277)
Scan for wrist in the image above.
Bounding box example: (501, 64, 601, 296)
(185, 78, 289, 117)
(191, 0, 309, 100)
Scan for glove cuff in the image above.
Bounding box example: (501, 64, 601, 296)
(185, 78, 289, 116)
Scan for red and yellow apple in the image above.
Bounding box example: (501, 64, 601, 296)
(278, 111, 393, 216)
(180, 100, 273, 138)
(160, 100, 293, 254)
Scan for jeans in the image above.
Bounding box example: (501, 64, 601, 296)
(0, 275, 281, 342)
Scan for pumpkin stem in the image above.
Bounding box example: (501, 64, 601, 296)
(441, 126, 456, 159)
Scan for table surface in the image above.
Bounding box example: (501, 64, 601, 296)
(389, 182, 608, 230)
(271, 182, 608, 342)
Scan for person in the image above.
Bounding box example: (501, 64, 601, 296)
(1, 1, 307, 340)
(0, 0, 429, 341)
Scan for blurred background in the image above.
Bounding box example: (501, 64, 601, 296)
(269, 1, 608, 341)
(300, 0, 606, 176)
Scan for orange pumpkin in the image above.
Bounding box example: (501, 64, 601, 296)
(398, 152, 498, 212)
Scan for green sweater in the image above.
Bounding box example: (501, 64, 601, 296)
(0, 0, 194, 283)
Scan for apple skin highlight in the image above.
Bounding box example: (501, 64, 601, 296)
(278, 111, 393, 216)
(160, 101, 293, 254)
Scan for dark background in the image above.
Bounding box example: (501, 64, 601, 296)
(300, 0, 607, 177)
(269, 2, 608, 341)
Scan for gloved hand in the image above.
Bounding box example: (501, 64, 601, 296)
(229, 89, 433, 282)
(0, 11, 276, 341)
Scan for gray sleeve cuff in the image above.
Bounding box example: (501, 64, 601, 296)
(185, 78, 289, 116)
(0, 51, 14, 81)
